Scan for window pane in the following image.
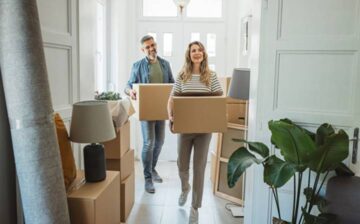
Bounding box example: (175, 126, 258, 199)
(163, 33, 173, 57)
(143, 0, 177, 17)
(191, 33, 200, 42)
(147, 32, 157, 42)
(207, 33, 216, 57)
(209, 64, 216, 71)
(186, 0, 222, 18)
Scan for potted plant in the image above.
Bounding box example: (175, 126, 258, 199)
(95, 91, 121, 100)
(227, 118, 353, 224)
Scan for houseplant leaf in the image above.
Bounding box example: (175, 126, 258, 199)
(264, 155, 296, 188)
(232, 139, 269, 158)
(227, 147, 262, 188)
(280, 118, 316, 141)
(309, 130, 349, 173)
(269, 120, 316, 171)
(315, 123, 335, 146)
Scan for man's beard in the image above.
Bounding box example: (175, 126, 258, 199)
(148, 50, 157, 60)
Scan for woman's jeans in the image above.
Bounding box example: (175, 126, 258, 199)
(140, 120, 165, 180)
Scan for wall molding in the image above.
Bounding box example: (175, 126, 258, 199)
(273, 50, 357, 117)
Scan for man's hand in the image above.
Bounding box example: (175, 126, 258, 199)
(130, 89, 137, 100)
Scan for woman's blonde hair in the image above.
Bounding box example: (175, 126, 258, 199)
(179, 41, 211, 86)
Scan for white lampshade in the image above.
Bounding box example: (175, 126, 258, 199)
(70, 100, 116, 143)
(228, 68, 250, 100)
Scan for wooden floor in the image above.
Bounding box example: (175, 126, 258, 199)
(125, 161, 244, 224)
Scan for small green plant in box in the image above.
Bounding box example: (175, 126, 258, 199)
(95, 91, 121, 101)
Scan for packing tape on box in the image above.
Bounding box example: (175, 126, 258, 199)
(9, 111, 54, 130)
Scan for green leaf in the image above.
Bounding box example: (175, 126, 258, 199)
(268, 120, 316, 171)
(263, 155, 296, 188)
(309, 130, 349, 172)
(280, 118, 316, 141)
(232, 139, 269, 158)
(335, 162, 355, 176)
(316, 123, 335, 147)
(227, 147, 261, 188)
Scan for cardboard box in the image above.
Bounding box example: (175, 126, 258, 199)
(67, 171, 120, 224)
(106, 149, 134, 181)
(218, 161, 244, 200)
(172, 96, 227, 133)
(227, 102, 246, 125)
(131, 84, 173, 121)
(218, 77, 231, 96)
(220, 127, 246, 159)
(103, 120, 130, 159)
(121, 172, 135, 222)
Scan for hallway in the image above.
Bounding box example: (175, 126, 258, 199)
(128, 161, 243, 224)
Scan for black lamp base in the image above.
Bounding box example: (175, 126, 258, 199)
(83, 144, 106, 182)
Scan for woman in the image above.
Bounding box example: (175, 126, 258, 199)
(167, 41, 223, 224)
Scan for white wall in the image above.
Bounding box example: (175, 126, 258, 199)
(37, 0, 98, 169)
(79, 0, 96, 102)
(115, 0, 136, 94)
(224, 0, 241, 75)
(233, 0, 264, 224)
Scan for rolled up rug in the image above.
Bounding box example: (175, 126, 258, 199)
(0, 1, 70, 223)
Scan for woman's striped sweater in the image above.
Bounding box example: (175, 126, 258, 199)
(172, 73, 223, 95)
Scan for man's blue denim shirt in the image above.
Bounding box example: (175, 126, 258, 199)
(125, 56, 174, 94)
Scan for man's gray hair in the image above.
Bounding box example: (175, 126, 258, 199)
(140, 35, 154, 45)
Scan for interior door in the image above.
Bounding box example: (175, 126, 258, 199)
(250, 0, 360, 223)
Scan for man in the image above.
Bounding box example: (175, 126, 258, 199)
(125, 35, 174, 193)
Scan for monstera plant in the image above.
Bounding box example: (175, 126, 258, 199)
(227, 119, 353, 224)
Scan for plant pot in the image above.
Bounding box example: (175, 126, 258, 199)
(273, 217, 289, 224)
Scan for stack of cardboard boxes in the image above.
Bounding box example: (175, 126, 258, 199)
(210, 76, 248, 204)
(103, 120, 135, 223)
(210, 77, 247, 186)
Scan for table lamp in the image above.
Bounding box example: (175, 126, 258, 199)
(228, 68, 250, 100)
(70, 100, 116, 182)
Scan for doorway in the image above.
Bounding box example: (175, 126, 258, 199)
(135, 0, 226, 161)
